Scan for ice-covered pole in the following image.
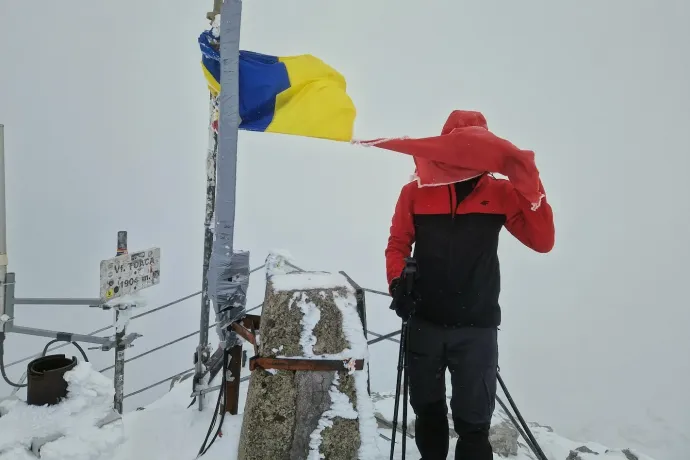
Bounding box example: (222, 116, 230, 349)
(194, 0, 249, 412)
(214, 0, 240, 255)
(208, 0, 249, 348)
(193, 0, 225, 412)
(0, 124, 7, 318)
(193, 95, 217, 411)
(113, 231, 128, 414)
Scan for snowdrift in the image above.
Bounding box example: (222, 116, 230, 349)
(0, 363, 123, 460)
(0, 355, 658, 460)
(0, 255, 659, 460)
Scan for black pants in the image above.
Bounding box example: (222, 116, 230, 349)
(407, 317, 498, 460)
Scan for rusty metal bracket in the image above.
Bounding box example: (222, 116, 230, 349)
(228, 314, 260, 353)
(247, 322, 258, 356)
(229, 315, 364, 373)
(240, 314, 261, 334)
(229, 321, 255, 346)
(220, 314, 262, 414)
(249, 356, 365, 372)
(225, 345, 243, 414)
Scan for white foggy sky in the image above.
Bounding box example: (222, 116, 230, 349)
(1, 0, 689, 458)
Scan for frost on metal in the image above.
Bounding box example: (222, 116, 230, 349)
(209, 250, 250, 348)
(114, 307, 132, 334)
(104, 292, 147, 331)
(205, 0, 247, 350)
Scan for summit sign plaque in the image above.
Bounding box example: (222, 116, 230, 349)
(100, 248, 160, 302)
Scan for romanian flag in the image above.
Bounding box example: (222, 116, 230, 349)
(199, 30, 356, 142)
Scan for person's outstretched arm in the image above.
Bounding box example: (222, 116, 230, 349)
(385, 183, 416, 291)
(504, 178, 555, 253)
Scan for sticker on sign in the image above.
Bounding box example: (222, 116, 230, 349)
(100, 248, 161, 302)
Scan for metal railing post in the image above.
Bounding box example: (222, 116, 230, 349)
(1, 124, 7, 319)
(113, 231, 128, 413)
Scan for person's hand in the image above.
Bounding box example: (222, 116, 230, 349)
(389, 278, 400, 296)
(394, 294, 417, 319)
(389, 278, 418, 319)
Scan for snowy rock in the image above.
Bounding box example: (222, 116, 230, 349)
(568, 445, 600, 458)
(264, 249, 297, 276)
(489, 420, 519, 457)
(566, 447, 599, 460)
(371, 391, 658, 460)
(621, 449, 640, 460)
(237, 253, 380, 460)
(530, 422, 554, 433)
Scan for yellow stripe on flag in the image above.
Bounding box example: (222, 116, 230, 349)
(266, 55, 356, 142)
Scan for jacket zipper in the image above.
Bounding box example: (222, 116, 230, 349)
(447, 185, 456, 282)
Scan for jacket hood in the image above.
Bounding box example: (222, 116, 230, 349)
(441, 110, 488, 135)
(354, 108, 545, 209)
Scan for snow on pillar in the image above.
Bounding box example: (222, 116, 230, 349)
(237, 253, 380, 460)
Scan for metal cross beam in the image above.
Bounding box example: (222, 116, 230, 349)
(13, 298, 103, 307)
(1, 272, 139, 350)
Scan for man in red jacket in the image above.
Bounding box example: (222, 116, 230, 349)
(383, 112, 555, 460)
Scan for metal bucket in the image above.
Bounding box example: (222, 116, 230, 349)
(26, 354, 78, 406)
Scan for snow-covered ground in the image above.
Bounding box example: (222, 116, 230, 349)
(0, 363, 124, 460)
(0, 360, 657, 460)
(0, 259, 659, 460)
(0, 247, 658, 460)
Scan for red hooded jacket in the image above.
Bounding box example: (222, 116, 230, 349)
(385, 163, 554, 327)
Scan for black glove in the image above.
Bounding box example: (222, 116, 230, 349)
(389, 277, 418, 320)
(389, 278, 401, 296)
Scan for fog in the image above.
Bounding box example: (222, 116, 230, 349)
(1, 0, 688, 458)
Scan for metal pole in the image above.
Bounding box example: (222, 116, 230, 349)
(2, 273, 118, 348)
(6, 324, 112, 346)
(13, 298, 103, 306)
(194, 0, 245, 412)
(193, 1, 224, 411)
(210, 4, 247, 427)
(193, 76, 219, 413)
(1, 124, 7, 318)
(215, 0, 241, 257)
(497, 373, 548, 460)
(224, 344, 242, 414)
(113, 231, 128, 414)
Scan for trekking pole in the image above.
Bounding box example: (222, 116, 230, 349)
(389, 322, 405, 459)
(400, 319, 410, 458)
(389, 258, 417, 460)
(495, 395, 539, 456)
(497, 372, 549, 460)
